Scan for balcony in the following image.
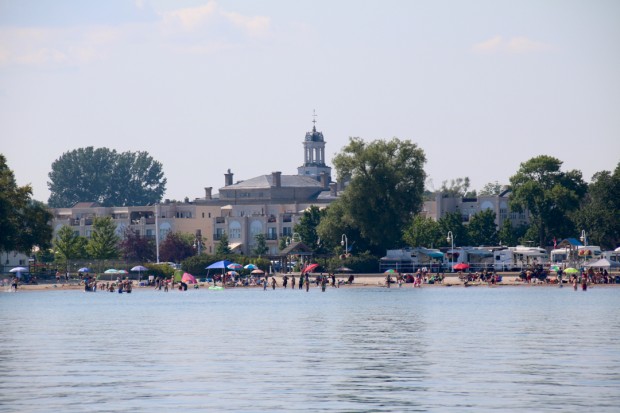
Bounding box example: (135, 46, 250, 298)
(215, 217, 226, 224)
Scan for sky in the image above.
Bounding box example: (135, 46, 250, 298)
(1, 0, 619, 203)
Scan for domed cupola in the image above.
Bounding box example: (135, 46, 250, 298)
(297, 110, 332, 183)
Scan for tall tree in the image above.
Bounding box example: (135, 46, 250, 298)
(215, 233, 232, 256)
(86, 216, 120, 259)
(402, 215, 442, 248)
(437, 211, 468, 247)
(509, 155, 587, 247)
(1, 154, 53, 254)
(331, 137, 426, 254)
(467, 210, 498, 246)
(571, 163, 620, 249)
(252, 234, 269, 257)
(47, 147, 166, 207)
(294, 206, 328, 254)
(479, 181, 503, 196)
(54, 225, 88, 270)
(441, 177, 475, 197)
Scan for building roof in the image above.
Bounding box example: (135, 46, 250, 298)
(72, 202, 101, 208)
(222, 174, 323, 190)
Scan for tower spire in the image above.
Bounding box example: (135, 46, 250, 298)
(312, 109, 317, 131)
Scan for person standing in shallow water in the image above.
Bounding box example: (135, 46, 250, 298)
(299, 274, 304, 290)
(291, 275, 296, 289)
(305, 274, 309, 292)
(271, 277, 277, 290)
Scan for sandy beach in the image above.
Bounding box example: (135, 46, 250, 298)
(7, 272, 619, 291)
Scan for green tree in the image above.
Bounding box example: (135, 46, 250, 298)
(571, 163, 620, 249)
(509, 155, 587, 247)
(441, 177, 475, 197)
(497, 219, 519, 247)
(47, 147, 166, 207)
(316, 202, 368, 255)
(467, 210, 498, 246)
(54, 225, 88, 267)
(215, 233, 232, 255)
(479, 181, 503, 196)
(278, 236, 288, 251)
(437, 211, 468, 247)
(294, 206, 328, 254)
(252, 233, 269, 257)
(0, 154, 53, 254)
(402, 215, 442, 248)
(86, 216, 119, 259)
(331, 137, 427, 254)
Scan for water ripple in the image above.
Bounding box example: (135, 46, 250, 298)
(0, 287, 619, 412)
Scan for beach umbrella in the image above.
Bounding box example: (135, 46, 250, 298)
(227, 263, 243, 270)
(303, 263, 320, 273)
(453, 263, 470, 271)
(117, 270, 128, 275)
(181, 272, 197, 284)
(9, 267, 28, 273)
(131, 265, 148, 280)
(78, 267, 91, 273)
(206, 260, 232, 269)
(384, 269, 396, 273)
(550, 265, 560, 272)
(336, 266, 353, 272)
(227, 271, 239, 276)
(564, 268, 579, 274)
(104, 269, 118, 274)
(251, 269, 265, 275)
(244, 264, 258, 270)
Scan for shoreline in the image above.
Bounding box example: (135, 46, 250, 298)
(6, 274, 619, 291)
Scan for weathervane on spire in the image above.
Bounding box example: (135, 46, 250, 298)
(312, 109, 317, 127)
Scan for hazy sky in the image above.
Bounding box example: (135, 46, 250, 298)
(1, 0, 619, 203)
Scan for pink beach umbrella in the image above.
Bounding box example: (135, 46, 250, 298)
(181, 273, 197, 284)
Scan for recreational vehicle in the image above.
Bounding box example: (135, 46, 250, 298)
(550, 245, 602, 264)
(494, 246, 549, 271)
(380, 247, 444, 273)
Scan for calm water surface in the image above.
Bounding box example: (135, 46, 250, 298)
(1, 285, 619, 412)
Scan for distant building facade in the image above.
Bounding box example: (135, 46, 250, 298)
(422, 189, 530, 228)
(48, 119, 340, 258)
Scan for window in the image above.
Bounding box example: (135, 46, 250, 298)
(250, 220, 263, 237)
(229, 221, 241, 239)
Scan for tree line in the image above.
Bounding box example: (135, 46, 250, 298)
(1, 141, 618, 274)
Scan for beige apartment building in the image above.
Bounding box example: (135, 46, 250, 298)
(421, 189, 530, 228)
(49, 120, 340, 258)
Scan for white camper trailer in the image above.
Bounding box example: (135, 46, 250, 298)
(494, 246, 549, 271)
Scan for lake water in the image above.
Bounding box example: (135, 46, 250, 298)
(1, 285, 619, 412)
